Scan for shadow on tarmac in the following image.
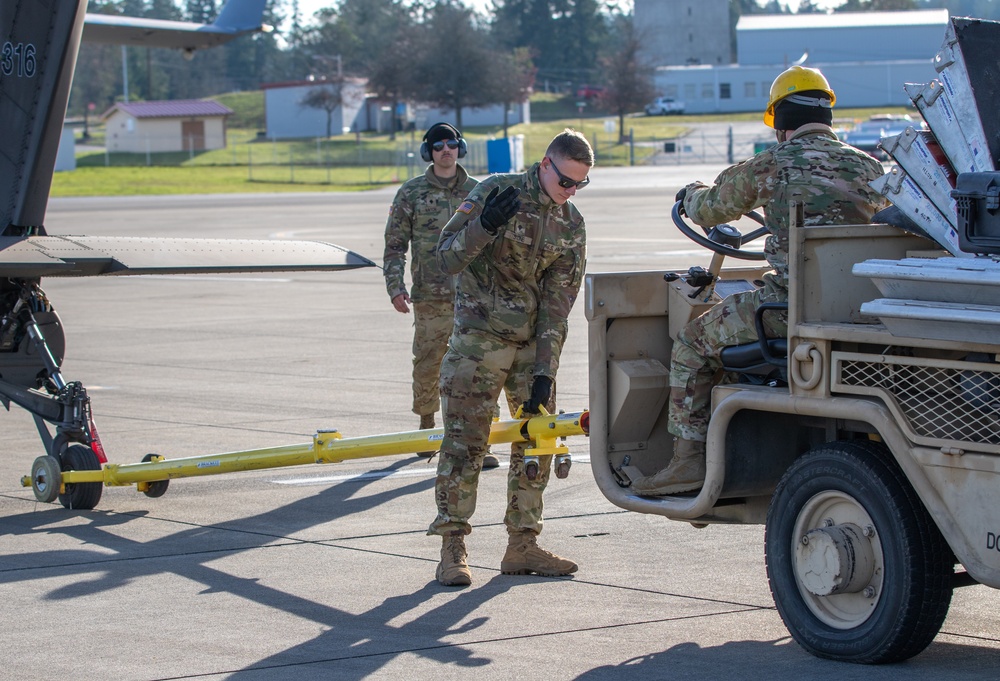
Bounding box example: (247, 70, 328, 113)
(573, 638, 1000, 681)
(0, 456, 546, 677)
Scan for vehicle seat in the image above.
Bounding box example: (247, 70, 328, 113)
(719, 302, 789, 384)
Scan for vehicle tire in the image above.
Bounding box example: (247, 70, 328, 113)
(58, 444, 103, 510)
(765, 439, 953, 664)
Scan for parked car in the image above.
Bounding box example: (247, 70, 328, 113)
(841, 114, 924, 160)
(645, 96, 685, 116)
(576, 85, 605, 100)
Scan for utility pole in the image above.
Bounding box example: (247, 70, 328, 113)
(121, 45, 129, 102)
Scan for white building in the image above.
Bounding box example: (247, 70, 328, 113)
(262, 78, 369, 139)
(264, 79, 532, 139)
(634, 0, 732, 66)
(652, 9, 950, 114)
(102, 100, 232, 153)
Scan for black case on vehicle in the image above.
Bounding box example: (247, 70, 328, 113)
(952, 172, 1000, 254)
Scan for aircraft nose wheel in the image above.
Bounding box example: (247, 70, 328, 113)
(57, 444, 103, 510)
(30, 455, 62, 503)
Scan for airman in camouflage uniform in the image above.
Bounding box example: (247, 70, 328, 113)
(429, 129, 593, 586)
(632, 66, 888, 496)
(383, 123, 477, 444)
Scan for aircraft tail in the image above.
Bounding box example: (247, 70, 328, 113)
(0, 0, 87, 236)
(214, 0, 269, 32)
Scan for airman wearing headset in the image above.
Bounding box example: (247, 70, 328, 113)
(383, 123, 501, 466)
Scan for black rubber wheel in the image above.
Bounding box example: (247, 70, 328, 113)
(141, 453, 170, 498)
(31, 455, 62, 503)
(58, 444, 103, 510)
(765, 440, 953, 664)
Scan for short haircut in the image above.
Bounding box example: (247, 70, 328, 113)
(546, 128, 594, 167)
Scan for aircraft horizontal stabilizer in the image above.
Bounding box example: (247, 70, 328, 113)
(0, 236, 376, 277)
(82, 0, 269, 51)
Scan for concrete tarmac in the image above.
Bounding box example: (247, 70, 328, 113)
(2, 166, 998, 680)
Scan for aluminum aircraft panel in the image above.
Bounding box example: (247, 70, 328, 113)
(0, 236, 375, 278)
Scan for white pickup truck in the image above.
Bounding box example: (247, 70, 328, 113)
(644, 96, 685, 116)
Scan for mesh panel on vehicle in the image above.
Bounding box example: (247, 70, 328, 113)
(836, 353, 1000, 446)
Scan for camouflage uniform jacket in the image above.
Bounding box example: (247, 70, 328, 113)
(436, 161, 586, 378)
(383, 164, 478, 303)
(683, 123, 887, 291)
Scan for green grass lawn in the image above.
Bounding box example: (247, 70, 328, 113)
(52, 166, 393, 196)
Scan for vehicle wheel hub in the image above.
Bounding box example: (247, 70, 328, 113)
(795, 523, 875, 596)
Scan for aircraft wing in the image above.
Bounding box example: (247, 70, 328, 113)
(82, 0, 269, 51)
(0, 236, 376, 278)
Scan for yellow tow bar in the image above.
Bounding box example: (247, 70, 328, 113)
(23, 409, 589, 500)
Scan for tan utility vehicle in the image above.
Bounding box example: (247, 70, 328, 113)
(585, 201, 1000, 663)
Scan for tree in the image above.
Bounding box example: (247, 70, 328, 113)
(185, 0, 218, 24)
(834, 0, 917, 9)
(300, 82, 350, 137)
(71, 1, 126, 117)
(491, 0, 608, 91)
(597, 16, 656, 143)
(366, 21, 420, 139)
(489, 47, 536, 138)
(412, 2, 494, 130)
(302, 0, 413, 77)
(796, 0, 826, 12)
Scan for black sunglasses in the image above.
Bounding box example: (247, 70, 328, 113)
(432, 139, 461, 152)
(549, 157, 590, 189)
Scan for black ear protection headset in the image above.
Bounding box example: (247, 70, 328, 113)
(419, 122, 468, 162)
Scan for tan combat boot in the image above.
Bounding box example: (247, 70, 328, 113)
(418, 413, 436, 458)
(437, 534, 472, 586)
(630, 438, 706, 496)
(500, 532, 578, 576)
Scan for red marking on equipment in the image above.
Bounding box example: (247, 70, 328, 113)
(89, 413, 108, 463)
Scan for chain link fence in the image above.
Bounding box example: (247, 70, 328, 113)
(80, 127, 773, 185)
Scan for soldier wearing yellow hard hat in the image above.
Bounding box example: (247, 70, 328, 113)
(629, 65, 887, 498)
(763, 65, 836, 130)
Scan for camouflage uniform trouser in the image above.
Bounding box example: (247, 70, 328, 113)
(411, 299, 454, 416)
(428, 328, 555, 537)
(668, 284, 787, 442)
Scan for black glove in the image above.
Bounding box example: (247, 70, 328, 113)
(480, 185, 521, 235)
(675, 186, 688, 216)
(522, 375, 553, 415)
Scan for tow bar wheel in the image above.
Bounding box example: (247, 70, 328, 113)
(31, 455, 61, 503)
(765, 440, 953, 664)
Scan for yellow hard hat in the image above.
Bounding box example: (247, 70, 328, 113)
(764, 66, 836, 128)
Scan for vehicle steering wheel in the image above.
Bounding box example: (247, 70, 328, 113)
(672, 201, 769, 261)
